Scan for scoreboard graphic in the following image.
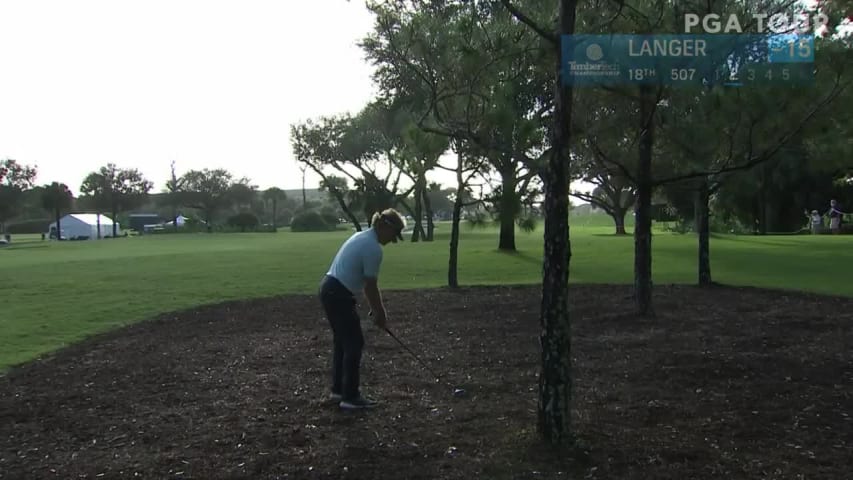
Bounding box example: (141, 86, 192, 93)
(561, 34, 814, 87)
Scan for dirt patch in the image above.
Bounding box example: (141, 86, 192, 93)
(2, 284, 852, 479)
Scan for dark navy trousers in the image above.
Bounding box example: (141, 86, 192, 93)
(319, 275, 364, 400)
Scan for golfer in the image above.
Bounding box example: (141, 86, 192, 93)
(319, 208, 405, 409)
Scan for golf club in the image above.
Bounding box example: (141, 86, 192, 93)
(371, 312, 466, 397)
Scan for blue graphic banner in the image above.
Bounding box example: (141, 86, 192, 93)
(561, 34, 814, 87)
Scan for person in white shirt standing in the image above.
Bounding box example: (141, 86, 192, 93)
(319, 208, 406, 409)
(827, 199, 846, 235)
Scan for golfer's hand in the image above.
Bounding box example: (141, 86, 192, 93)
(371, 309, 388, 330)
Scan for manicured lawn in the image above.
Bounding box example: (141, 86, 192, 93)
(2, 217, 851, 370)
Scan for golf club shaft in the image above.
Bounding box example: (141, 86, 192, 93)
(384, 327, 442, 381)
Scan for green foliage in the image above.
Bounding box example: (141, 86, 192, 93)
(263, 187, 287, 204)
(226, 212, 260, 232)
(517, 216, 537, 233)
(80, 163, 153, 214)
(180, 168, 244, 224)
(291, 108, 409, 228)
(466, 210, 493, 229)
(6, 218, 50, 234)
(290, 211, 337, 232)
(0, 158, 37, 188)
(0, 159, 38, 230)
(40, 182, 73, 217)
(278, 208, 294, 226)
(662, 218, 693, 234)
(319, 207, 340, 228)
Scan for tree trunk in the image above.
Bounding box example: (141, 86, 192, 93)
(272, 199, 278, 232)
(424, 186, 435, 241)
(173, 207, 178, 232)
(448, 151, 464, 288)
(411, 175, 425, 242)
(112, 207, 118, 237)
(330, 188, 361, 231)
(538, 0, 576, 446)
(97, 212, 102, 239)
(55, 209, 61, 240)
(302, 170, 307, 208)
(765, 198, 776, 233)
(696, 181, 712, 286)
(634, 85, 655, 317)
(757, 168, 767, 235)
(498, 166, 517, 251)
(612, 206, 628, 234)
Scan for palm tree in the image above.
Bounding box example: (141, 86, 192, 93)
(80, 172, 109, 239)
(41, 182, 73, 240)
(263, 187, 287, 231)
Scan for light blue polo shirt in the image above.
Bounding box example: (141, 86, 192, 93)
(326, 227, 383, 295)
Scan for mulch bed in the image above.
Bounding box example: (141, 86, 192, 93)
(2, 284, 852, 479)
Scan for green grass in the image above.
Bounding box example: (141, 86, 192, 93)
(2, 216, 852, 371)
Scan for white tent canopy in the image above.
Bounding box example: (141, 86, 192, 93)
(47, 214, 119, 240)
(164, 215, 189, 226)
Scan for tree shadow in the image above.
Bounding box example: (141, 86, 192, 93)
(495, 249, 542, 265)
(1, 243, 49, 251)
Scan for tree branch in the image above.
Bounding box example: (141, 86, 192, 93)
(499, 0, 557, 45)
(569, 191, 616, 215)
(653, 74, 851, 186)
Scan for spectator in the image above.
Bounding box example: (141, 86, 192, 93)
(826, 199, 846, 235)
(805, 209, 823, 234)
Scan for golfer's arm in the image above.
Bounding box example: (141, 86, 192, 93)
(363, 277, 384, 314)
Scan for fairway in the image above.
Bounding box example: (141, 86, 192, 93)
(2, 218, 852, 371)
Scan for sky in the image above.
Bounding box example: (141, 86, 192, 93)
(0, 0, 463, 196)
(2, 2, 847, 198)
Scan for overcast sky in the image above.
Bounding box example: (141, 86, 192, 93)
(0, 0, 462, 195)
(2, 2, 846, 197)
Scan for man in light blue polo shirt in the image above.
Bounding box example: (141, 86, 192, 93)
(319, 208, 405, 409)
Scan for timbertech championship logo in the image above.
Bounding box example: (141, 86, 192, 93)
(566, 42, 620, 77)
(684, 12, 829, 33)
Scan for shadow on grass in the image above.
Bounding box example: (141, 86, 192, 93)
(589, 233, 633, 237)
(494, 248, 542, 266)
(1, 243, 50, 251)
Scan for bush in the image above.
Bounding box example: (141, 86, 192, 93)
(662, 218, 693, 234)
(319, 207, 339, 228)
(227, 212, 260, 232)
(278, 208, 294, 226)
(291, 211, 335, 232)
(516, 216, 537, 233)
(6, 218, 50, 234)
(465, 211, 493, 229)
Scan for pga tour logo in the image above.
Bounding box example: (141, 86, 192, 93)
(684, 13, 829, 33)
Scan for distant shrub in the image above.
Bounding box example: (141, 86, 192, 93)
(7, 218, 50, 234)
(516, 216, 537, 233)
(278, 208, 294, 226)
(319, 207, 339, 228)
(465, 211, 493, 229)
(227, 212, 260, 232)
(291, 211, 335, 232)
(662, 218, 693, 234)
